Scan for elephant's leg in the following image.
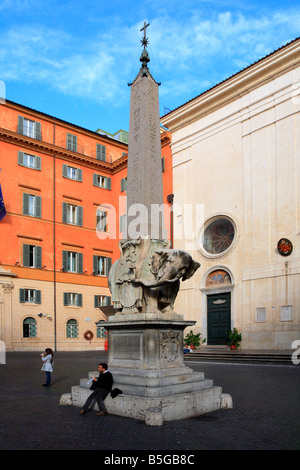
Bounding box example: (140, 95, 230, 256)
(144, 287, 159, 313)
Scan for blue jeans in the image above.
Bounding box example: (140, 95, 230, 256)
(45, 371, 51, 386)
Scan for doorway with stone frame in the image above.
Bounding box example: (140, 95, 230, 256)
(201, 268, 234, 346)
(207, 292, 231, 345)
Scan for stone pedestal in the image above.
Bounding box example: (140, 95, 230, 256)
(70, 312, 231, 424)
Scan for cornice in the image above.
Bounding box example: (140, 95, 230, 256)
(4, 99, 128, 150)
(161, 39, 300, 133)
(0, 127, 128, 174)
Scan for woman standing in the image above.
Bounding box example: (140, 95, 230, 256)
(41, 348, 54, 387)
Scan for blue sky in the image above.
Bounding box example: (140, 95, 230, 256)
(0, 0, 299, 135)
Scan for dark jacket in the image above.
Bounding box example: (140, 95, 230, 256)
(90, 371, 113, 392)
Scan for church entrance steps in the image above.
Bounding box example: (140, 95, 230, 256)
(184, 348, 293, 365)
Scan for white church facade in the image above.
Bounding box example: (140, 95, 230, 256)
(161, 38, 300, 350)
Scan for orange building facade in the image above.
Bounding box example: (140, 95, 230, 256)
(0, 100, 172, 351)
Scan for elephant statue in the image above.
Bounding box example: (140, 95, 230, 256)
(108, 238, 200, 315)
(133, 249, 200, 313)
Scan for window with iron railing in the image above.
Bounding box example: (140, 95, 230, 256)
(18, 116, 42, 140)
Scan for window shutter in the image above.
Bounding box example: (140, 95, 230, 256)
(35, 246, 42, 268)
(72, 135, 77, 151)
(77, 294, 82, 307)
(106, 177, 111, 190)
(62, 251, 68, 271)
(121, 177, 127, 192)
(67, 133, 77, 152)
(23, 244, 30, 267)
(106, 296, 111, 306)
(35, 121, 41, 140)
(18, 151, 24, 166)
(35, 290, 41, 304)
(94, 295, 99, 308)
(93, 174, 98, 186)
(63, 292, 68, 306)
(77, 168, 82, 182)
(93, 255, 98, 275)
(19, 288, 26, 303)
(35, 156, 41, 170)
(96, 144, 106, 161)
(35, 196, 41, 218)
(62, 202, 68, 223)
(18, 116, 24, 134)
(161, 156, 165, 172)
(77, 206, 83, 226)
(77, 253, 83, 273)
(62, 164, 68, 178)
(107, 257, 112, 276)
(23, 193, 29, 215)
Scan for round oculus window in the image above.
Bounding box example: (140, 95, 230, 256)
(202, 218, 235, 255)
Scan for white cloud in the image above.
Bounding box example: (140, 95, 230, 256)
(0, 7, 299, 111)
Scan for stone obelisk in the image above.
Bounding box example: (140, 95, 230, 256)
(126, 22, 166, 240)
(70, 23, 232, 425)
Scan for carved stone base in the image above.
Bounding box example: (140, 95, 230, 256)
(70, 313, 233, 424)
(105, 313, 194, 371)
(71, 383, 225, 424)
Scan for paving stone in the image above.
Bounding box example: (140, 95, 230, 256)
(0, 351, 299, 451)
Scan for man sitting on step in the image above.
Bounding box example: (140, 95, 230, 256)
(80, 363, 113, 416)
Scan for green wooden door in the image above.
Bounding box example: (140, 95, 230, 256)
(207, 293, 231, 345)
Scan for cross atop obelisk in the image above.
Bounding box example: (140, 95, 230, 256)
(140, 21, 150, 48)
(126, 22, 167, 240)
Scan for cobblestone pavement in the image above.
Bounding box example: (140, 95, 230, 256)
(0, 351, 299, 452)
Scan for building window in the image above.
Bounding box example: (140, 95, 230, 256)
(18, 116, 41, 140)
(66, 133, 77, 152)
(23, 244, 42, 268)
(96, 144, 106, 161)
(62, 250, 83, 273)
(62, 164, 82, 182)
(94, 295, 111, 307)
(19, 288, 41, 304)
(121, 177, 127, 192)
(93, 173, 111, 190)
(205, 269, 231, 287)
(66, 319, 78, 338)
(97, 325, 107, 338)
(96, 210, 107, 232)
(23, 317, 37, 338)
(62, 202, 83, 226)
(23, 193, 41, 218)
(93, 256, 112, 276)
(18, 151, 41, 170)
(63, 292, 82, 307)
(202, 217, 235, 256)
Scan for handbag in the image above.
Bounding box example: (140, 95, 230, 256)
(111, 388, 123, 399)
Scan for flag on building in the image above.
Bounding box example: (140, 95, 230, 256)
(0, 184, 6, 221)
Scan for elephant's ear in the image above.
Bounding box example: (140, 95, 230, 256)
(154, 250, 170, 264)
(182, 261, 201, 281)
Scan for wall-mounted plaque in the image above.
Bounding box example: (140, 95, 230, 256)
(277, 238, 293, 256)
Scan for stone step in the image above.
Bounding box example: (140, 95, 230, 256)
(184, 350, 293, 364)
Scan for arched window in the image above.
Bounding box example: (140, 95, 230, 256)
(66, 319, 78, 338)
(206, 269, 231, 287)
(23, 317, 37, 338)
